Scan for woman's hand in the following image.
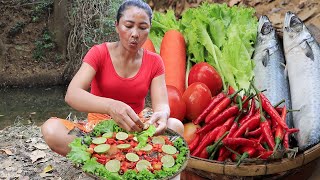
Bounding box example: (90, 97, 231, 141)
(147, 111, 169, 135)
(108, 100, 144, 132)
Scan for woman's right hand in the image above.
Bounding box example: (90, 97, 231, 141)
(108, 100, 144, 132)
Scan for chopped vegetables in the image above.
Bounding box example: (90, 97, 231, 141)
(67, 120, 188, 179)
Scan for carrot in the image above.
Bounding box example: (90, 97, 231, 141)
(142, 37, 156, 53)
(160, 30, 186, 94)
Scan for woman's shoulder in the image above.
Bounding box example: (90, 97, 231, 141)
(143, 49, 162, 61)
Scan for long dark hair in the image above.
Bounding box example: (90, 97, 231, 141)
(116, 0, 152, 24)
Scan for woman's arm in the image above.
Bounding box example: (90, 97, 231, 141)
(65, 63, 113, 113)
(65, 62, 143, 131)
(149, 74, 170, 134)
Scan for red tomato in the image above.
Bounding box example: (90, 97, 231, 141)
(166, 85, 186, 121)
(188, 62, 223, 96)
(182, 82, 212, 121)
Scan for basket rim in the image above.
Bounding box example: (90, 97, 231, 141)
(187, 143, 320, 176)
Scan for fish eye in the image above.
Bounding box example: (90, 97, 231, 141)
(261, 22, 273, 35)
(290, 16, 303, 32)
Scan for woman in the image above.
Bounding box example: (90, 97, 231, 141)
(41, 0, 184, 164)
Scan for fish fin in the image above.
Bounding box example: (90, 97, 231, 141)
(303, 41, 314, 61)
(262, 50, 269, 67)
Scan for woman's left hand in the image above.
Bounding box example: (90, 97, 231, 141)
(147, 111, 168, 135)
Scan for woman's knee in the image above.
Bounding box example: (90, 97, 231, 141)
(167, 118, 184, 136)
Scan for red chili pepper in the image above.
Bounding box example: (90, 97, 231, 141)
(228, 86, 235, 95)
(208, 131, 229, 159)
(260, 119, 275, 150)
(198, 105, 239, 134)
(198, 148, 209, 159)
(223, 138, 264, 150)
(192, 126, 222, 156)
(189, 133, 200, 153)
(246, 127, 261, 137)
(236, 146, 257, 166)
(216, 116, 240, 161)
(283, 128, 299, 149)
(232, 112, 261, 138)
(205, 90, 241, 124)
(215, 117, 235, 142)
(258, 150, 273, 159)
(259, 93, 288, 129)
(239, 99, 256, 124)
(287, 128, 299, 134)
(193, 92, 226, 124)
(274, 106, 286, 152)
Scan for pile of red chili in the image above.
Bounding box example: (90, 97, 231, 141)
(189, 86, 299, 165)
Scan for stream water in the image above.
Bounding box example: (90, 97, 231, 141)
(0, 86, 87, 129)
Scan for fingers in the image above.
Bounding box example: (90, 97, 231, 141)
(155, 120, 167, 135)
(127, 110, 144, 131)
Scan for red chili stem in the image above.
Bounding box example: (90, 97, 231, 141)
(239, 99, 256, 124)
(193, 92, 226, 124)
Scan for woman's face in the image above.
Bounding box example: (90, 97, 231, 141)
(116, 6, 150, 52)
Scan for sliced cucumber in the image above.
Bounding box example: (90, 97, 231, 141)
(152, 136, 165, 145)
(126, 152, 139, 162)
(92, 137, 107, 145)
(116, 144, 131, 149)
(116, 132, 128, 140)
(140, 144, 152, 152)
(161, 155, 175, 168)
(94, 144, 110, 154)
(136, 160, 151, 172)
(102, 132, 113, 138)
(162, 145, 177, 155)
(105, 159, 120, 173)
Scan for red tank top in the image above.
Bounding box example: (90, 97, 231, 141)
(83, 43, 164, 113)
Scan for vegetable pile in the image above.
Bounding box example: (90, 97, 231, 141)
(67, 120, 189, 180)
(188, 84, 299, 165)
(149, 3, 258, 92)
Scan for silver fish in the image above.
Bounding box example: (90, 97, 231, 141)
(283, 11, 320, 150)
(253, 15, 293, 127)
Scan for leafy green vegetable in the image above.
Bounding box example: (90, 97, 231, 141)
(135, 125, 156, 149)
(91, 120, 123, 136)
(67, 138, 91, 165)
(149, 10, 180, 53)
(151, 3, 258, 92)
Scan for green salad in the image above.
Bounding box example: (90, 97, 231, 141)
(67, 120, 189, 180)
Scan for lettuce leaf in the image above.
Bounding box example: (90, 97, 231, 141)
(66, 138, 91, 165)
(135, 125, 156, 149)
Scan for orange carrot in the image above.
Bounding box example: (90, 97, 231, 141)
(142, 37, 156, 53)
(160, 30, 186, 94)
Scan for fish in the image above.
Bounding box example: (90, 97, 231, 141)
(283, 11, 320, 151)
(253, 15, 293, 127)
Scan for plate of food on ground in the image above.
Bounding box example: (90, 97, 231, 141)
(67, 119, 189, 180)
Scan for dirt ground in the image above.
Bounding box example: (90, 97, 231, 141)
(0, 0, 320, 179)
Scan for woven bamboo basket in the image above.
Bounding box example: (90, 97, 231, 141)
(185, 143, 320, 179)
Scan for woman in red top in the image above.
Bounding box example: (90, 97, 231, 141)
(41, 0, 184, 159)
